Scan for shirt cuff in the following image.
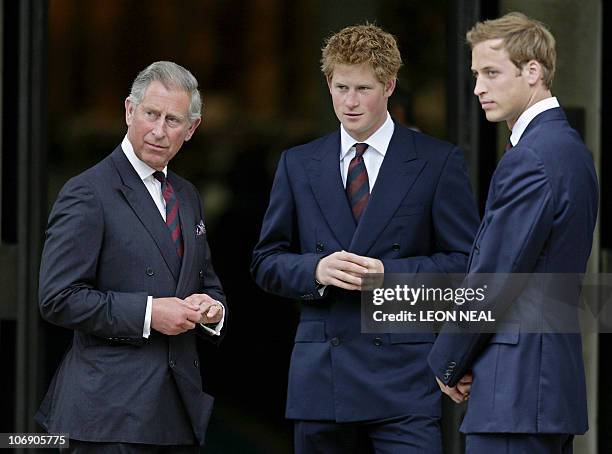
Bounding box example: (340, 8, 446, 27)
(200, 301, 225, 336)
(143, 295, 152, 338)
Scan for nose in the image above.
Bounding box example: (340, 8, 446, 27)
(151, 117, 166, 138)
(345, 89, 359, 109)
(473, 76, 486, 97)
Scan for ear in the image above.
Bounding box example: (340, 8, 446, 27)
(125, 98, 134, 126)
(326, 75, 333, 93)
(525, 60, 544, 86)
(383, 78, 397, 98)
(184, 117, 202, 142)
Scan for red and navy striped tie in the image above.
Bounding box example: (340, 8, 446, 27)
(346, 143, 370, 221)
(153, 171, 184, 258)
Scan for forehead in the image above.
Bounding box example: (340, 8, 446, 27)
(471, 39, 511, 68)
(331, 63, 379, 83)
(140, 80, 191, 114)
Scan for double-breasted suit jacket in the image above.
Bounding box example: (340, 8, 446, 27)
(36, 146, 226, 446)
(252, 122, 480, 421)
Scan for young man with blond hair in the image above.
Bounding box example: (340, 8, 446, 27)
(429, 12, 598, 454)
(252, 24, 479, 453)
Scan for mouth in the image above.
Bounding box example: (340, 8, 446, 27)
(145, 142, 168, 151)
(479, 101, 495, 110)
(344, 112, 363, 119)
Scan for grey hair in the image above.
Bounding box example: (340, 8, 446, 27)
(128, 61, 202, 123)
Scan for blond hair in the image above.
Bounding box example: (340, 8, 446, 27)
(467, 12, 556, 89)
(321, 24, 402, 84)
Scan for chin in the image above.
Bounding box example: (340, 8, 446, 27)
(485, 112, 503, 123)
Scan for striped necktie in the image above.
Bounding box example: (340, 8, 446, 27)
(153, 171, 184, 258)
(346, 143, 370, 221)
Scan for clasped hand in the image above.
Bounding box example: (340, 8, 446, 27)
(315, 250, 384, 291)
(151, 294, 223, 335)
(436, 372, 473, 404)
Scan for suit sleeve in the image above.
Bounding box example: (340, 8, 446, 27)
(251, 151, 325, 300)
(381, 147, 480, 273)
(428, 146, 555, 386)
(39, 177, 148, 341)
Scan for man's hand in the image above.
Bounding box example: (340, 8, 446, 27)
(315, 251, 384, 290)
(457, 372, 473, 397)
(184, 293, 224, 325)
(151, 297, 202, 335)
(436, 372, 473, 404)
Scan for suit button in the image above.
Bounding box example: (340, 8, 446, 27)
(199, 269, 204, 278)
(194, 360, 199, 368)
(146, 267, 154, 276)
(392, 243, 400, 252)
(169, 360, 175, 368)
(316, 242, 324, 253)
(449, 361, 456, 368)
(330, 337, 340, 347)
(373, 337, 383, 346)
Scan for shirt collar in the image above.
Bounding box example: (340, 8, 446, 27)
(340, 112, 395, 160)
(510, 97, 560, 146)
(121, 135, 167, 181)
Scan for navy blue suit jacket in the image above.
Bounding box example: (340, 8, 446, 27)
(252, 122, 480, 421)
(36, 147, 226, 446)
(428, 107, 598, 434)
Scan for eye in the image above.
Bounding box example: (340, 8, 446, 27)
(486, 70, 498, 77)
(166, 117, 180, 127)
(144, 110, 157, 120)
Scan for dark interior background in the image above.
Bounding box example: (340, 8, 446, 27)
(44, 1, 450, 452)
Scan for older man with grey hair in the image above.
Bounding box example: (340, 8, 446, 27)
(36, 61, 226, 453)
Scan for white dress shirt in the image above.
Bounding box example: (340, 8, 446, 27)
(121, 136, 224, 337)
(339, 112, 395, 189)
(510, 97, 560, 146)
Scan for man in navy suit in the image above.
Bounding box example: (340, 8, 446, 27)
(428, 13, 599, 454)
(37, 61, 226, 452)
(252, 24, 480, 453)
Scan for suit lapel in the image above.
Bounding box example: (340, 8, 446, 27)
(173, 177, 195, 298)
(349, 125, 425, 255)
(305, 132, 356, 249)
(111, 148, 182, 282)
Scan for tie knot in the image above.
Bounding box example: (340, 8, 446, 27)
(354, 143, 368, 158)
(153, 171, 165, 184)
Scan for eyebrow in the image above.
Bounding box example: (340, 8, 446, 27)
(142, 104, 186, 120)
(472, 66, 498, 72)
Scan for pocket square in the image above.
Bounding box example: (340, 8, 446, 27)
(195, 220, 206, 236)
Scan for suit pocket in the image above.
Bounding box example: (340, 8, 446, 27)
(490, 323, 520, 345)
(389, 333, 435, 344)
(394, 203, 425, 218)
(294, 321, 326, 342)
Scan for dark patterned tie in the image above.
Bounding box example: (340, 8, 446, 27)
(346, 143, 370, 221)
(153, 171, 184, 258)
